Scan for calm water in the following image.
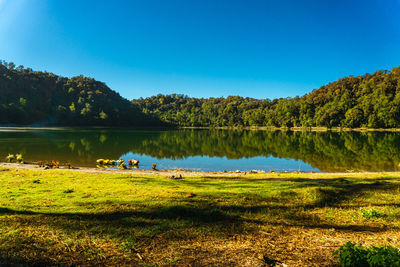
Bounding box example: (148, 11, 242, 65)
(1, 128, 400, 172)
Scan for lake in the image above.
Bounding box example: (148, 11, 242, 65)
(1, 128, 400, 172)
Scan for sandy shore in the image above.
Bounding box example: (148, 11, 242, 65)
(0, 162, 257, 177)
(1, 162, 397, 178)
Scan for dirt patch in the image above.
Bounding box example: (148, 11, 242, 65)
(134, 227, 400, 266)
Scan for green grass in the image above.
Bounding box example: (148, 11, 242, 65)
(334, 241, 400, 267)
(1, 168, 400, 265)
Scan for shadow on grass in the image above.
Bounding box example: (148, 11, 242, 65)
(292, 179, 397, 208)
(1, 177, 400, 267)
(0, 204, 246, 241)
(0, 176, 399, 261)
(0, 205, 239, 224)
(0, 254, 63, 267)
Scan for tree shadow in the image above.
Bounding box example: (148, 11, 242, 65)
(289, 179, 398, 208)
(0, 254, 48, 267)
(0, 204, 246, 240)
(1, 177, 398, 236)
(0, 205, 239, 224)
(1, 176, 400, 266)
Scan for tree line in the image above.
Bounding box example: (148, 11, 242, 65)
(0, 60, 161, 126)
(2, 59, 400, 128)
(133, 66, 400, 128)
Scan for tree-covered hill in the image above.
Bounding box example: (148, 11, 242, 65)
(0, 61, 160, 126)
(133, 66, 400, 128)
(2, 60, 399, 128)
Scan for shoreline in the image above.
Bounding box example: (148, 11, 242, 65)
(182, 126, 400, 132)
(0, 126, 175, 132)
(2, 125, 400, 132)
(1, 162, 399, 178)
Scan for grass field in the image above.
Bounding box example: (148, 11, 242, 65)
(1, 167, 400, 266)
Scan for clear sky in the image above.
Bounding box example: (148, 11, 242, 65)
(0, 0, 399, 100)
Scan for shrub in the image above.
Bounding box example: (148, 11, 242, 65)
(333, 242, 368, 266)
(333, 242, 400, 267)
(360, 208, 385, 219)
(5, 154, 15, 163)
(16, 153, 24, 163)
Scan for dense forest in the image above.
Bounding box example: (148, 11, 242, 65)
(1, 60, 400, 128)
(133, 66, 400, 128)
(0, 61, 160, 126)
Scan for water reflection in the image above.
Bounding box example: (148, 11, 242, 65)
(0, 128, 400, 172)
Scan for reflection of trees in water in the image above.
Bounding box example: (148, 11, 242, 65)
(1, 129, 400, 171)
(131, 130, 400, 172)
(0, 130, 138, 166)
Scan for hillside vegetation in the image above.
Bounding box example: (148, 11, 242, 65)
(2, 60, 400, 128)
(133, 66, 400, 128)
(0, 61, 159, 126)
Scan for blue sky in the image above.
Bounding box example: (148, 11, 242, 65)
(0, 0, 399, 100)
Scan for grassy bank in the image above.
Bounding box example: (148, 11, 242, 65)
(1, 168, 400, 266)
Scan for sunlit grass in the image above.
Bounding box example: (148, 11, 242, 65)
(1, 168, 400, 265)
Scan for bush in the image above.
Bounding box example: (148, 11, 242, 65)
(333, 242, 368, 266)
(368, 246, 400, 267)
(333, 242, 400, 267)
(5, 154, 15, 163)
(16, 153, 24, 163)
(360, 208, 385, 219)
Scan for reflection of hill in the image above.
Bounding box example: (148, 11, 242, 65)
(0, 130, 142, 166)
(131, 130, 400, 172)
(1, 129, 400, 172)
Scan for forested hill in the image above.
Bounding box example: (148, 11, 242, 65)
(2, 60, 400, 128)
(133, 66, 400, 128)
(0, 61, 159, 126)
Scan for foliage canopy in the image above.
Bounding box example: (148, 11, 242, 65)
(133, 66, 400, 128)
(0, 60, 160, 126)
(2, 60, 400, 128)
